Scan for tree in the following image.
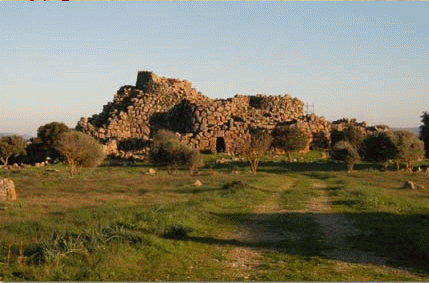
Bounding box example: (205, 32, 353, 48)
(241, 129, 272, 174)
(331, 125, 365, 149)
(420, 112, 429, 157)
(150, 130, 203, 174)
(271, 125, 309, 161)
(0, 136, 27, 167)
(37, 122, 70, 146)
(394, 130, 425, 171)
(56, 131, 105, 177)
(359, 131, 398, 170)
(330, 141, 360, 172)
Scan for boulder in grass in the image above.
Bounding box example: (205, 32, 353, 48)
(148, 168, 157, 175)
(194, 179, 203, 186)
(402, 181, 424, 190)
(0, 178, 17, 201)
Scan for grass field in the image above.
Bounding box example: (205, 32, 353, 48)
(1, 153, 429, 281)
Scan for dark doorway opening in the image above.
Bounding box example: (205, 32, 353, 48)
(216, 137, 226, 153)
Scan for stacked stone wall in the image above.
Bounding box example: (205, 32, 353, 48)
(77, 71, 327, 157)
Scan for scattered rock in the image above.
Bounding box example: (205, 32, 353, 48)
(148, 168, 156, 175)
(20, 164, 31, 168)
(45, 168, 60, 172)
(0, 178, 17, 201)
(194, 179, 203, 186)
(402, 181, 424, 190)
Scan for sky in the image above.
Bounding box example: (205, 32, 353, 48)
(0, 2, 428, 137)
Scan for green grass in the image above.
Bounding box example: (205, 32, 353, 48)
(0, 154, 429, 280)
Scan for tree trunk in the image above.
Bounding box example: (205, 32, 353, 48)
(0, 156, 9, 167)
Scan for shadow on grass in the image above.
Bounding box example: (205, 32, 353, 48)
(168, 211, 429, 275)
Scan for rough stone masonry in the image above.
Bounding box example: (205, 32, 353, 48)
(76, 71, 333, 158)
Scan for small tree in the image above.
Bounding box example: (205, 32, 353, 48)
(394, 130, 425, 171)
(56, 131, 105, 177)
(241, 129, 272, 174)
(420, 112, 429, 157)
(359, 131, 397, 170)
(330, 140, 360, 172)
(0, 136, 27, 167)
(150, 130, 203, 174)
(271, 125, 309, 161)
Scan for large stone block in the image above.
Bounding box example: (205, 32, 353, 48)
(0, 178, 16, 201)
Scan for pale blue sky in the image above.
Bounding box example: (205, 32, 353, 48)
(1, 2, 428, 136)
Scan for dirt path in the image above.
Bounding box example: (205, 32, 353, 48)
(308, 183, 388, 265)
(223, 181, 391, 278)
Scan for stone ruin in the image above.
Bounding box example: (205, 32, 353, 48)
(76, 71, 371, 158)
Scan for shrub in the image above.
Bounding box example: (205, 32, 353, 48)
(330, 140, 360, 172)
(241, 129, 272, 174)
(0, 136, 27, 167)
(150, 130, 203, 173)
(419, 112, 429, 156)
(394, 130, 425, 171)
(56, 131, 105, 177)
(35, 122, 71, 161)
(37, 122, 70, 146)
(272, 125, 309, 161)
(359, 131, 397, 170)
(331, 125, 365, 149)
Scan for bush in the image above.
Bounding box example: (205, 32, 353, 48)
(0, 136, 27, 167)
(272, 125, 309, 161)
(35, 122, 71, 161)
(56, 131, 105, 177)
(241, 129, 272, 174)
(330, 141, 360, 172)
(37, 122, 70, 146)
(359, 131, 397, 170)
(331, 125, 365, 149)
(394, 130, 425, 171)
(150, 130, 203, 173)
(419, 112, 429, 156)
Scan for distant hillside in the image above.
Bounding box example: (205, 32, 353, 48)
(391, 127, 420, 136)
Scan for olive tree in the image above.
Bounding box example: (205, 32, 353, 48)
(241, 129, 272, 174)
(359, 131, 398, 170)
(394, 130, 425, 171)
(37, 122, 70, 146)
(56, 131, 105, 177)
(0, 136, 27, 167)
(330, 141, 360, 172)
(271, 125, 309, 161)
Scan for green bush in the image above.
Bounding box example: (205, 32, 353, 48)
(330, 140, 360, 172)
(331, 125, 365, 149)
(394, 130, 425, 170)
(150, 130, 203, 173)
(0, 135, 27, 166)
(359, 131, 397, 170)
(56, 131, 105, 177)
(272, 125, 309, 161)
(38, 122, 70, 146)
(420, 112, 429, 156)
